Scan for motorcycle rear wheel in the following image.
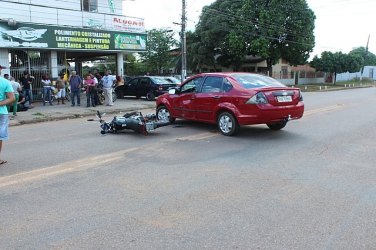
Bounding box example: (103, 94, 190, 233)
(98, 94, 105, 105)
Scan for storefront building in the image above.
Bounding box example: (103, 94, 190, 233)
(0, 0, 146, 97)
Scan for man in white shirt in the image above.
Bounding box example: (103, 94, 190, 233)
(101, 70, 115, 106)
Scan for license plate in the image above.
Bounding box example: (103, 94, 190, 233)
(277, 96, 292, 102)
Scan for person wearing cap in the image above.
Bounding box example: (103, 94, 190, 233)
(0, 65, 16, 165)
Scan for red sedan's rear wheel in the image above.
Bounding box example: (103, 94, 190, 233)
(217, 112, 239, 136)
(267, 120, 287, 130)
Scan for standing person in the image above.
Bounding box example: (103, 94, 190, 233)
(84, 74, 96, 107)
(8, 77, 21, 116)
(19, 71, 33, 107)
(0, 65, 15, 165)
(69, 71, 82, 106)
(102, 70, 115, 106)
(41, 73, 53, 106)
(56, 73, 66, 104)
(115, 75, 124, 86)
(92, 72, 101, 106)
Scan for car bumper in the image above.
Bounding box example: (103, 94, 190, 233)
(236, 102, 304, 125)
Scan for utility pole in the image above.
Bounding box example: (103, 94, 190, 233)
(181, 0, 187, 81)
(360, 34, 370, 81)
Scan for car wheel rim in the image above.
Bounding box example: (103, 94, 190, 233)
(158, 109, 170, 121)
(219, 115, 232, 134)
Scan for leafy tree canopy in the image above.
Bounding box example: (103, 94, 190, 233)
(349, 47, 376, 66)
(310, 51, 363, 74)
(191, 0, 316, 72)
(141, 29, 178, 74)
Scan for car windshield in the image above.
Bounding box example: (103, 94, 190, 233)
(151, 77, 172, 84)
(231, 73, 285, 89)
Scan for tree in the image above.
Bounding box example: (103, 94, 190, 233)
(349, 47, 376, 66)
(125, 54, 147, 76)
(310, 51, 363, 83)
(141, 29, 177, 74)
(191, 0, 315, 72)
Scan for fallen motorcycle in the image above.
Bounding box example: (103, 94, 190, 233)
(96, 111, 170, 135)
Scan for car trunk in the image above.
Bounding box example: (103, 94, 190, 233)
(260, 87, 301, 106)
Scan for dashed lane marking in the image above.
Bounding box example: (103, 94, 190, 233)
(304, 104, 345, 116)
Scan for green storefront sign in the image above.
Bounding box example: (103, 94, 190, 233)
(0, 22, 147, 51)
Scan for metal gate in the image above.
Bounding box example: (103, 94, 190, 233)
(9, 50, 68, 100)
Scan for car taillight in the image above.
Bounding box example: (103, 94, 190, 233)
(246, 92, 269, 104)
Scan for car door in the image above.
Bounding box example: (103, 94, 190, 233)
(125, 78, 140, 97)
(139, 77, 151, 97)
(194, 76, 228, 122)
(174, 77, 203, 120)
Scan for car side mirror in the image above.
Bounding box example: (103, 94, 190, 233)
(168, 88, 178, 95)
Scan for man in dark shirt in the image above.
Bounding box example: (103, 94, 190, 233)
(19, 71, 33, 106)
(69, 71, 82, 106)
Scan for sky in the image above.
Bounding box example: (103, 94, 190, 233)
(122, 0, 376, 59)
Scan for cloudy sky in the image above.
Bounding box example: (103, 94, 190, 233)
(123, 0, 375, 58)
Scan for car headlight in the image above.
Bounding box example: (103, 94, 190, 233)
(246, 92, 268, 104)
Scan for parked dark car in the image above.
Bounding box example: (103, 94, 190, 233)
(115, 76, 178, 101)
(156, 72, 304, 136)
(123, 75, 133, 83)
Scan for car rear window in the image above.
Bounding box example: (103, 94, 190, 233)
(230, 73, 285, 89)
(151, 77, 172, 84)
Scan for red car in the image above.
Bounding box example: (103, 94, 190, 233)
(156, 72, 304, 136)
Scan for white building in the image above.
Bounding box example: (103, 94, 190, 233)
(0, 0, 146, 94)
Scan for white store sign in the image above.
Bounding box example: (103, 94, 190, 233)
(111, 16, 145, 33)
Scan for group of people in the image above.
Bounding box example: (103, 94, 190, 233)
(42, 69, 119, 108)
(41, 72, 68, 105)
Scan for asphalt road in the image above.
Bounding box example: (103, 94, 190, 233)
(1, 87, 376, 249)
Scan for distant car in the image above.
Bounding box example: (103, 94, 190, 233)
(115, 76, 178, 101)
(164, 76, 181, 85)
(156, 72, 304, 136)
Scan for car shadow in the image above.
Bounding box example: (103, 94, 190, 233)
(120, 96, 155, 102)
(170, 120, 304, 141)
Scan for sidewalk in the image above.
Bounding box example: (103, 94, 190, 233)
(9, 98, 156, 127)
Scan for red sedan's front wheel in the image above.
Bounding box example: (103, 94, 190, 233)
(157, 105, 175, 123)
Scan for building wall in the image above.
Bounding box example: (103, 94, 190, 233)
(2, 0, 123, 15)
(336, 66, 376, 81)
(0, 0, 144, 32)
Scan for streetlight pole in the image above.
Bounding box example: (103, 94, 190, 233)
(181, 0, 187, 81)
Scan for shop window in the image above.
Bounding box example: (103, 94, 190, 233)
(82, 0, 98, 12)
